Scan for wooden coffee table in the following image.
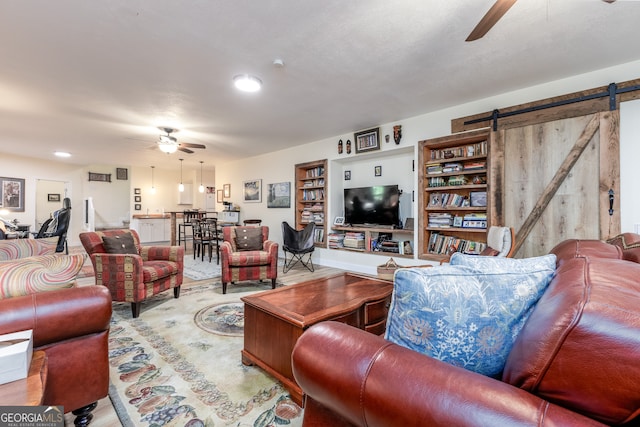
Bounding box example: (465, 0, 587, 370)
(241, 272, 393, 406)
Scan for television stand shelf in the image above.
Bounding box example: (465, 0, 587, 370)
(330, 226, 414, 258)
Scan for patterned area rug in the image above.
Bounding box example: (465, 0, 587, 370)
(182, 256, 222, 281)
(108, 280, 303, 427)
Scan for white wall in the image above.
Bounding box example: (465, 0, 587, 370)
(2, 60, 638, 266)
(620, 98, 640, 233)
(216, 59, 640, 275)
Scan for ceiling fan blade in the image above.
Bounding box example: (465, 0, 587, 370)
(466, 0, 517, 42)
(178, 147, 195, 154)
(179, 142, 206, 149)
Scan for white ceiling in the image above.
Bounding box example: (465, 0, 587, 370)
(1, 0, 639, 170)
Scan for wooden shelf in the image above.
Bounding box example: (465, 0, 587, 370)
(333, 225, 413, 234)
(295, 159, 328, 248)
(418, 129, 494, 260)
(329, 226, 414, 257)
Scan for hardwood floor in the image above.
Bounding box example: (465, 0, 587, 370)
(67, 244, 348, 426)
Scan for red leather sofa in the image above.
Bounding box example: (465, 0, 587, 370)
(0, 286, 111, 426)
(292, 237, 640, 426)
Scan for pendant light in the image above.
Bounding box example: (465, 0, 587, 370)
(178, 158, 185, 192)
(150, 166, 156, 194)
(199, 161, 205, 193)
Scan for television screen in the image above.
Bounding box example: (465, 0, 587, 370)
(344, 185, 400, 227)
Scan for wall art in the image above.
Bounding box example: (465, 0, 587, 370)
(243, 179, 262, 203)
(0, 177, 25, 212)
(267, 182, 290, 208)
(354, 127, 380, 153)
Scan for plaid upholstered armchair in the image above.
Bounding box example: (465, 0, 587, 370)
(79, 229, 184, 318)
(220, 226, 278, 294)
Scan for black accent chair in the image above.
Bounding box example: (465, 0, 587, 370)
(34, 197, 71, 253)
(282, 221, 315, 273)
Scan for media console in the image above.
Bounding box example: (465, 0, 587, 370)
(329, 225, 414, 258)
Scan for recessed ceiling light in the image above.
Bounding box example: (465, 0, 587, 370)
(54, 151, 71, 158)
(233, 74, 262, 92)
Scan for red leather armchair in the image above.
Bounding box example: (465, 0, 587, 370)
(80, 229, 184, 318)
(292, 238, 640, 426)
(0, 286, 111, 426)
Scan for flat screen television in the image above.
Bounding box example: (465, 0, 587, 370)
(344, 185, 400, 227)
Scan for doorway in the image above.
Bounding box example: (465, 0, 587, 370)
(35, 179, 69, 232)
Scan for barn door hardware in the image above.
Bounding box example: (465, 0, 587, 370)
(464, 81, 640, 130)
(609, 189, 615, 216)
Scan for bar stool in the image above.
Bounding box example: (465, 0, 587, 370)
(179, 211, 200, 249)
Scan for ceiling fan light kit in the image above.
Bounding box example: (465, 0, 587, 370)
(156, 127, 206, 154)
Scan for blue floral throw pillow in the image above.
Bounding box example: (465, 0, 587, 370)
(384, 254, 556, 377)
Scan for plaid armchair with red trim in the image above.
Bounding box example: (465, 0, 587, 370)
(220, 226, 278, 294)
(79, 229, 184, 318)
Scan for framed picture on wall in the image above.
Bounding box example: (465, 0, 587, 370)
(48, 193, 61, 202)
(354, 127, 380, 153)
(243, 179, 262, 203)
(217, 189, 223, 203)
(267, 182, 290, 208)
(223, 184, 231, 198)
(134, 196, 141, 203)
(0, 176, 25, 212)
(134, 204, 141, 211)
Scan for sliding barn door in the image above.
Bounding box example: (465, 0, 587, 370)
(499, 111, 619, 258)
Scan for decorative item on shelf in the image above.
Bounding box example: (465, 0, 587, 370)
(355, 127, 380, 153)
(338, 139, 343, 154)
(385, 134, 390, 143)
(334, 216, 345, 226)
(346, 139, 351, 154)
(178, 158, 185, 192)
(393, 125, 402, 144)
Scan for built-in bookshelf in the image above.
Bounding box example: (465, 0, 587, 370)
(418, 129, 493, 262)
(330, 226, 414, 258)
(295, 159, 328, 247)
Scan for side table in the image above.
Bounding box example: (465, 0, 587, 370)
(0, 350, 48, 405)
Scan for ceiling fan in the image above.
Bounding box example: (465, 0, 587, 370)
(157, 127, 206, 154)
(466, 0, 615, 42)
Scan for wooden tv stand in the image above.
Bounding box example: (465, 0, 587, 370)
(241, 272, 393, 406)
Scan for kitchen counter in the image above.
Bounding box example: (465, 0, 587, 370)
(132, 214, 171, 219)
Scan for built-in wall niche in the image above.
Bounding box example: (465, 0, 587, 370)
(330, 146, 414, 227)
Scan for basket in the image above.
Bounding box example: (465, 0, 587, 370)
(377, 258, 434, 281)
(377, 258, 399, 281)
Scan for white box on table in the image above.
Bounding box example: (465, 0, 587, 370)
(0, 329, 33, 385)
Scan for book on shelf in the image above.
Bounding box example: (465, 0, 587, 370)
(328, 233, 345, 248)
(428, 232, 487, 256)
